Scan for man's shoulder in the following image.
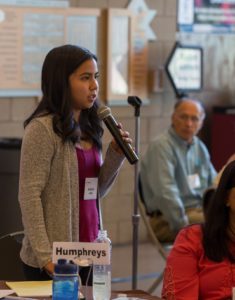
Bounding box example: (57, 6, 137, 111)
(194, 136, 210, 154)
(140, 131, 176, 166)
(151, 129, 173, 148)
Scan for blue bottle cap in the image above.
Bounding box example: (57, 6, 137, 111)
(54, 259, 78, 275)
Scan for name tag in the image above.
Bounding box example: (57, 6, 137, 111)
(187, 174, 201, 189)
(84, 177, 98, 200)
(53, 242, 110, 265)
(233, 287, 235, 300)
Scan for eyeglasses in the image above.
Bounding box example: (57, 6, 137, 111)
(176, 113, 203, 124)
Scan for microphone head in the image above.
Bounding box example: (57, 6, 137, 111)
(97, 106, 111, 120)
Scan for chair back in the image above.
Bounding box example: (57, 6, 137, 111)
(138, 175, 170, 293)
(138, 176, 168, 260)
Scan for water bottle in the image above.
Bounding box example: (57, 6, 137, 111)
(93, 230, 112, 300)
(52, 259, 79, 300)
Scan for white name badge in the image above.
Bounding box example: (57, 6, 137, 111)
(84, 177, 98, 200)
(53, 242, 110, 265)
(187, 173, 201, 189)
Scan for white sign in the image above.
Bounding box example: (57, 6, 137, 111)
(53, 242, 110, 265)
(177, 0, 194, 25)
(168, 47, 202, 90)
(84, 177, 98, 200)
(0, 0, 69, 7)
(187, 174, 201, 190)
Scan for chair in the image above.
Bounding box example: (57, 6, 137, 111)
(0, 231, 25, 280)
(138, 177, 171, 293)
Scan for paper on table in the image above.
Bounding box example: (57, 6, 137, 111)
(5, 281, 52, 297)
(0, 289, 14, 298)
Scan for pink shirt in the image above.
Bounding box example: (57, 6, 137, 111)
(162, 224, 235, 300)
(76, 146, 101, 242)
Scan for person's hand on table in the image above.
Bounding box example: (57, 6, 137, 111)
(44, 261, 54, 277)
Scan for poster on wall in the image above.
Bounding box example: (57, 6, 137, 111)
(106, 9, 134, 104)
(165, 42, 203, 98)
(178, 0, 235, 33)
(0, 6, 100, 97)
(0, 0, 69, 7)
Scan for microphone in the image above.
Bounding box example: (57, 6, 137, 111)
(98, 106, 139, 165)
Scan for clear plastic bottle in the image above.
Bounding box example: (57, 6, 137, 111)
(52, 259, 79, 300)
(93, 230, 111, 300)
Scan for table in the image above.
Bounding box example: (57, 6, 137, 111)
(112, 289, 162, 299)
(0, 281, 162, 299)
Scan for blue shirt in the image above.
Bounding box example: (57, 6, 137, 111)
(140, 127, 217, 231)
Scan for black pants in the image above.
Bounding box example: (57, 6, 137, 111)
(22, 262, 93, 286)
(22, 262, 52, 281)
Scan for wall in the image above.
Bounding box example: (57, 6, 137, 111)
(3, 0, 233, 244)
(178, 33, 235, 155)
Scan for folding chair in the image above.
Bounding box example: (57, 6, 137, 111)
(138, 177, 171, 293)
(0, 231, 25, 280)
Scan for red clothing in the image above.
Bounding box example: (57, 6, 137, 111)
(162, 224, 235, 300)
(76, 146, 101, 242)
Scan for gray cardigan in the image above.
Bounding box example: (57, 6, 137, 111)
(19, 115, 124, 268)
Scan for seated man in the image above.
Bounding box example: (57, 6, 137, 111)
(140, 98, 217, 242)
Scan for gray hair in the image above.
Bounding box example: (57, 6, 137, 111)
(174, 98, 205, 120)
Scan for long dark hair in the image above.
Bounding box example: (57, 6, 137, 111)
(202, 161, 235, 262)
(24, 44, 103, 150)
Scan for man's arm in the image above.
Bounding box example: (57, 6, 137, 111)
(141, 142, 188, 232)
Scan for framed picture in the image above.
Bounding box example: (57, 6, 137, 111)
(106, 9, 134, 105)
(0, 5, 100, 97)
(177, 0, 235, 33)
(165, 42, 203, 98)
